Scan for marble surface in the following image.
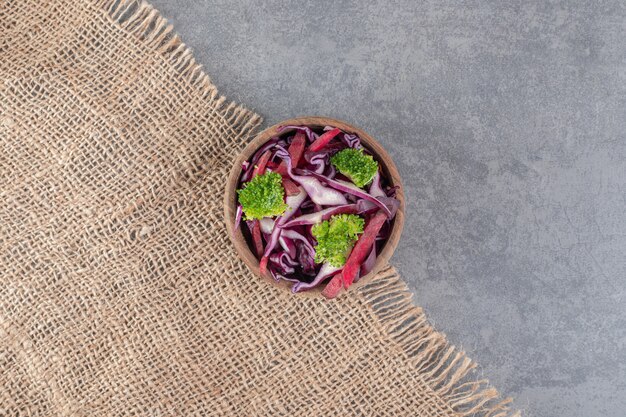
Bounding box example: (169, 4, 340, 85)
(149, 1, 626, 415)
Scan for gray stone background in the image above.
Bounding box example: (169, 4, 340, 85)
(150, 1, 625, 416)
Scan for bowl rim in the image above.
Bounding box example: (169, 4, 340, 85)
(224, 116, 405, 299)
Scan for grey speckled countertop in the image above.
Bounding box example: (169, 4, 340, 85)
(149, 1, 625, 416)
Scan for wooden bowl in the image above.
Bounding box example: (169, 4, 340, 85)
(224, 116, 405, 298)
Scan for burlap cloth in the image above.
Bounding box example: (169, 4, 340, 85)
(0, 1, 520, 416)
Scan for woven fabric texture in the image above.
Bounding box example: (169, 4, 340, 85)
(0, 1, 519, 416)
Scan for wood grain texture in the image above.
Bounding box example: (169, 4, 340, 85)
(224, 116, 405, 298)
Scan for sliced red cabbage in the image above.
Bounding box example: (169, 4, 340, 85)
(342, 133, 362, 149)
(277, 125, 318, 142)
(297, 241, 316, 275)
(240, 138, 279, 182)
(275, 147, 348, 206)
(324, 164, 337, 179)
(303, 142, 346, 163)
(386, 185, 399, 198)
(306, 170, 393, 218)
(269, 252, 299, 275)
(308, 153, 329, 174)
(291, 263, 341, 293)
(278, 235, 297, 258)
(368, 170, 386, 198)
(323, 126, 361, 149)
(234, 204, 243, 230)
(280, 204, 357, 228)
(360, 244, 377, 277)
(259, 217, 275, 234)
(260, 187, 307, 274)
(300, 199, 315, 210)
(281, 229, 316, 259)
(356, 197, 399, 218)
(269, 268, 304, 284)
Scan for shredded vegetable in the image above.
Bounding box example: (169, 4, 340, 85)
(235, 125, 400, 297)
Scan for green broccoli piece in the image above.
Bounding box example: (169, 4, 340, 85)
(237, 172, 288, 220)
(330, 148, 379, 188)
(312, 214, 365, 267)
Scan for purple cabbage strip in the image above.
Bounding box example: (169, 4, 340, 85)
(368, 170, 386, 198)
(360, 244, 377, 277)
(261, 187, 307, 261)
(280, 229, 317, 275)
(269, 268, 303, 284)
(356, 197, 399, 219)
(277, 125, 318, 142)
(269, 252, 299, 275)
(342, 133, 362, 149)
(280, 204, 358, 228)
(240, 138, 279, 182)
(281, 229, 316, 259)
(303, 142, 346, 163)
(300, 199, 315, 210)
(306, 170, 393, 217)
(386, 185, 399, 198)
(297, 241, 316, 275)
(324, 126, 361, 149)
(308, 153, 328, 174)
(278, 235, 297, 258)
(324, 164, 337, 179)
(378, 196, 400, 218)
(234, 205, 243, 230)
(291, 263, 342, 293)
(259, 218, 275, 234)
(275, 147, 348, 206)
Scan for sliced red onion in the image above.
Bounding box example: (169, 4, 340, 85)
(280, 204, 358, 228)
(292, 262, 342, 293)
(234, 204, 243, 230)
(242, 161, 250, 171)
(368, 170, 386, 198)
(275, 147, 348, 206)
(259, 218, 275, 234)
(306, 170, 393, 218)
(277, 125, 318, 142)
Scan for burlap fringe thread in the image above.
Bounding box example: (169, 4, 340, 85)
(101, 0, 262, 140)
(360, 269, 520, 417)
(5, 0, 520, 415)
(99, 1, 519, 415)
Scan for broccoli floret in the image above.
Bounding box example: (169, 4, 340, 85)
(312, 214, 365, 267)
(330, 148, 378, 188)
(237, 172, 288, 220)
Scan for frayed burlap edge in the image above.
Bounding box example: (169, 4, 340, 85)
(98, 0, 262, 144)
(359, 267, 520, 417)
(89, 1, 518, 416)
